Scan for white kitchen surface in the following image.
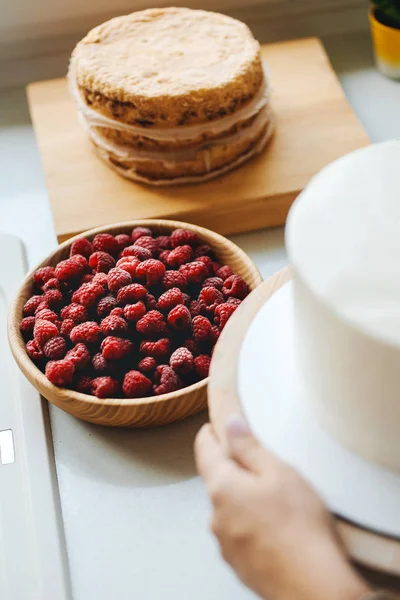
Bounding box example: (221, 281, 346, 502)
(1, 30, 400, 599)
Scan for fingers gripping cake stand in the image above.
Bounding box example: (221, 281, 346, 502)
(209, 142, 400, 581)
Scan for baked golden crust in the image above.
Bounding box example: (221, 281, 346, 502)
(71, 7, 263, 128)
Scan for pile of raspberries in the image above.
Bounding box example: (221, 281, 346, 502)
(20, 227, 250, 399)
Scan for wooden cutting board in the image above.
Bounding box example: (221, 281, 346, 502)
(27, 37, 369, 243)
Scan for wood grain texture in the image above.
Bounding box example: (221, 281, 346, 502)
(8, 219, 262, 428)
(26, 37, 369, 243)
(208, 269, 400, 580)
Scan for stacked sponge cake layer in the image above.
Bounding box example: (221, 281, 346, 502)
(69, 7, 273, 185)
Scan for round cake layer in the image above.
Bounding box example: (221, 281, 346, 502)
(71, 7, 263, 128)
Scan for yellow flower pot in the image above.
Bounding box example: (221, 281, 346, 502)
(370, 7, 400, 79)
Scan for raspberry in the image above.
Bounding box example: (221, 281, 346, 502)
(195, 244, 213, 257)
(222, 275, 249, 300)
(92, 352, 109, 373)
(198, 287, 224, 314)
(89, 251, 116, 273)
(189, 300, 201, 317)
(140, 338, 171, 360)
(65, 343, 91, 369)
(33, 266, 56, 288)
(43, 336, 67, 360)
(194, 355, 211, 379)
(182, 293, 191, 305)
(70, 321, 101, 344)
(23, 295, 44, 316)
(134, 235, 158, 257)
(45, 359, 75, 387)
(136, 259, 166, 286)
(78, 282, 104, 308)
(179, 261, 208, 285)
(107, 267, 132, 292)
(92, 233, 119, 256)
(55, 258, 86, 281)
(81, 274, 94, 284)
(91, 376, 120, 398)
(123, 370, 152, 398)
(76, 375, 93, 394)
(131, 226, 152, 243)
(209, 325, 220, 344)
(159, 250, 171, 263)
(192, 315, 212, 342)
(61, 303, 89, 323)
(44, 289, 63, 308)
(157, 288, 184, 312)
(227, 297, 242, 307)
(117, 283, 147, 305)
(115, 234, 132, 252)
(203, 277, 224, 290)
(101, 336, 133, 361)
(170, 229, 198, 248)
(60, 318, 75, 337)
(216, 265, 233, 281)
(120, 245, 151, 261)
(214, 302, 238, 330)
(136, 310, 167, 337)
(100, 315, 128, 336)
(145, 293, 157, 311)
(70, 237, 93, 258)
(167, 305, 191, 331)
(123, 301, 146, 323)
(212, 262, 221, 275)
(183, 338, 201, 356)
(35, 308, 59, 324)
(156, 235, 172, 250)
(170, 347, 194, 375)
(34, 319, 59, 347)
(196, 255, 214, 275)
(92, 272, 108, 288)
(42, 278, 60, 292)
(34, 300, 49, 315)
(20, 316, 36, 339)
(110, 307, 124, 318)
(96, 295, 117, 318)
(153, 365, 181, 395)
(116, 256, 140, 278)
(26, 339, 44, 361)
(167, 245, 193, 267)
(70, 254, 88, 270)
(138, 356, 157, 374)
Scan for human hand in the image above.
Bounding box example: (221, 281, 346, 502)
(195, 416, 369, 600)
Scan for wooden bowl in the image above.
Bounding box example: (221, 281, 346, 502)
(8, 219, 262, 427)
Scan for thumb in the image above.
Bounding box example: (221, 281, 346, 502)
(225, 415, 281, 474)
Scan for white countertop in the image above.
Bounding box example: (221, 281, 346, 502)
(1, 30, 400, 600)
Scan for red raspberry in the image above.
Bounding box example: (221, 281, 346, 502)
(81, 274, 94, 284)
(195, 244, 213, 257)
(196, 255, 214, 275)
(89, 251, 116, 273)
(136, 310, 167, 337)
(192, 315, 212, 342)
(157, 288, 184, 312)
(42, 278, 60, 292)
(136, 259, 166, 286)
(34, 319, 59, 347)
(60, 318, 75, 337)
(214, 302, 238, 330)
(92, 352, 109, 373)
(183, 338, 201, 356)
(76, 375, 93, 394)
(115, 234, 132, 252)
(227, 297, 242, 307)
(182, 293, 191, 305)
(44, 336, 67, 360)
(134, 235, 158, 257)
(123, 301, 146, 323)
(97, 295, 117, 318)
(116, 256, 140, 278)
(123, 370, 152, 398)
(216, 265, 233, 281)
(92, 233, 119, 256)
(120, 245, 152, 261)
(138, 356, 157, 375)
(26, 339, 44, 361)
(131, 226, 152, 243)
(34, 300, 49, 315)
(91, 376, 120, 398)
(61, 303, 89, 323)
(167, 305, 191, 331)
(209, 325, 220, 345)
(107, 267, 132, 292)
(167, 245, 193, 267)
(156, 235, 172, 250)
(101, 336, 133, 361)
(222, 275, 250, 300)
(44, 289, 63, 308)
(117, 283, 147, 305)
(23, 295, 44, 316)
(78, 282, 104, 308)
(45, 359, 75, 387)
(179, 261, 208, 285)
(65, 343, 91, 369)
(20, 316, 36, 339)
(170, 229, 198, 248)
(35, 308, 59, 324)
(70, 237, 93, 258)
(92, 272, 108, 288)
(194, 355, 211, 379)
(170, 347, 194, 375)
(55, 258, 86, 281)
(198, 287, 224, 314)
(203, 277, 224, 290)
(140, 338, 171, 360)
(70, 321, 101, 344)
(33, 266, 56, 288)
(110, 307, 124, 318)
(100, 315, 128, 336)
(189, 300, 201, 317)
(159, 250, 171, 263)
(145, 293, 157, 311)
(153, 365, 181, 395)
